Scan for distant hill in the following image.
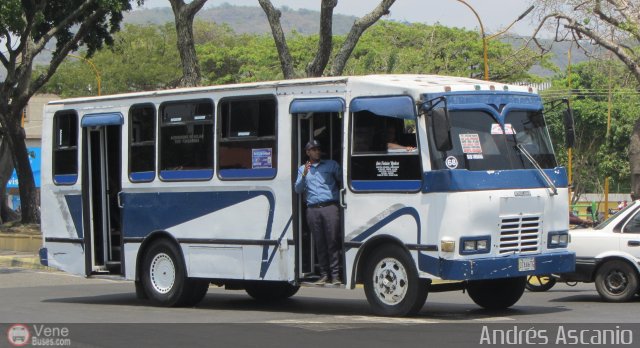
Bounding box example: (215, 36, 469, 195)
(123, 4, 358, 35)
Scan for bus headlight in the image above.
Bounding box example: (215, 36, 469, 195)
(548, 231, 569, 248)
(459, 236, 491, 255)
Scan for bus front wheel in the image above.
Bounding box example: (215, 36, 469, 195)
(467, 277, 526, 310)
(363, 245, 428, 317)
(141, 239, 206, 307)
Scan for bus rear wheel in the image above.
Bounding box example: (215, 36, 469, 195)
(245, 281, 300, 301)
(467, 277, 526, 309)
(363, 245, 428, 317)
(142, 239, 204, 307)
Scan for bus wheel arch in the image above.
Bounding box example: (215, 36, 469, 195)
(359, 240, 428, 316)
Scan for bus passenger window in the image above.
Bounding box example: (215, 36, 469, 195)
(350, 110, 421, 191)
(129, 104, 156, 182)
(159, 99, 214, 181)
(53, 111, 78, 185)
(218, 97, 277, 180)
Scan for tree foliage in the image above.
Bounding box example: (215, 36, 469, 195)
(533, 0, 640, 197)
(1, 0, 134, 223)
(41, 24, 181, 97)
(45, 20, 546, 93)
(544, 60, 639, 199)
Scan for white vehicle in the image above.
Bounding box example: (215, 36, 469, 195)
(40, 75, 575, 316)
(557, 201, 640, 302)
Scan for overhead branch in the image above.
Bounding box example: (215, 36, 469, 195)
(258, 0, 295, 79)
(306, 0, 337, 77)
(330, 0, 395, 76)
(32, 0, 99, 55)
(30, 9, 106, 96)
(556, 13, 640, 84)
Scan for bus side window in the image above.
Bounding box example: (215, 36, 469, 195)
(53, 111, 78, 185)
(129, 104, 156, 182)
(217, 97, 277, 180)
(158, 99, 214, 181)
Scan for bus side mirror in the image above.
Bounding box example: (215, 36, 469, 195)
(563, 109, 575, 149)
(432, 108, 453, 151)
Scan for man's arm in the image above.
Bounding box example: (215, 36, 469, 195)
(294, 166, 306, 193)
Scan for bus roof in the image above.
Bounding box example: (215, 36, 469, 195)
(47, 74, 536, 105)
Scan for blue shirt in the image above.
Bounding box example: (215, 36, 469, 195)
(294, 159, 342, 205)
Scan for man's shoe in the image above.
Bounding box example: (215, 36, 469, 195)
(314, 275, 329, 285)
(331, 278, 342, 286)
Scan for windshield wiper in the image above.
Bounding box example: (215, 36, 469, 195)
(517, 144, 558, 196)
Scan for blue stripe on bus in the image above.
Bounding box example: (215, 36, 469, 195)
(64, 194, 83, 238)
(129, 171, 155, 182)
(219, 168, 277, 179)
(54, 174, 78, 185)
(159, 169, 213, 181)
(422, 167, 568, 193)
(417, 251, 575, 280)
(349, 207, 421, 244)
(121, 190, 275, 238)
(260, 216, 292, 279)
(351, 180, 422, 191)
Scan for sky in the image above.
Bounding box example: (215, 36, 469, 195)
(139, 0, 540, 37)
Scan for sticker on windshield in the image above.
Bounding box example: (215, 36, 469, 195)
(491, 123, 515, 135)
(459, 133, 482, 153)
(467, 154, 484, 160)
(445, 156, 459, 169)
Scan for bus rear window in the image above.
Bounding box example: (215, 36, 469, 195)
(53, 111, 78, 185)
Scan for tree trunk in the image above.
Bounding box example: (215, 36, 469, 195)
(2, 109, 39, 223)
(629, 117, 640, 199)
(169, 0, 207, 87)
(330, 0, 396, 76)
(0, 131, 19, 224)
(258, 0, 295, 79)
(305, 0, 337, 77)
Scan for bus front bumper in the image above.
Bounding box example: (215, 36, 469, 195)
(418, 251, 576, 281)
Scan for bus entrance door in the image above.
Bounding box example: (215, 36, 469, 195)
(81, 113, 123, 276)
(291, 98, 345, 282)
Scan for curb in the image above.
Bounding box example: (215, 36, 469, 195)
(0, 254, 56, 272)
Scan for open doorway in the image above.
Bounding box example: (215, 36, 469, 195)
(292, 108, 344, 283)
(83, 123, 122, 276)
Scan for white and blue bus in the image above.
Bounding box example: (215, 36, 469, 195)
(40, 75, 575, 316)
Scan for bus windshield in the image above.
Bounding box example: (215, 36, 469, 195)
(430, 109, 557, 171)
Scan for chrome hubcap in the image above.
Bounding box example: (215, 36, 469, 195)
(373, 257, 408, 305)
(150, 253, 176, 294)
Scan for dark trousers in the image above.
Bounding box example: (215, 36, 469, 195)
(306, 204, 341, 280)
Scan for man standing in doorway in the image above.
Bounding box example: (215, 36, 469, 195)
(294, 140, 342, 285)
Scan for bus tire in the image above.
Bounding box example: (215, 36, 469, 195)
(183, 280, 210, 307)
(467, 277, 526, 310)
(595, 260, 639, 302)
(141, 239, 193, 307)
(363, 245, 428, 317)
(245, 281, 300, 301)
(525, 275, 557, 292)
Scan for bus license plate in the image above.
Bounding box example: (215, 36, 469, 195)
(518, 257, 535, 272)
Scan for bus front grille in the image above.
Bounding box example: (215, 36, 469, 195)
(498, 215, 541, 254)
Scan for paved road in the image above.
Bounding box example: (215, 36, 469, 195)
(1, 268, 639, 347)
